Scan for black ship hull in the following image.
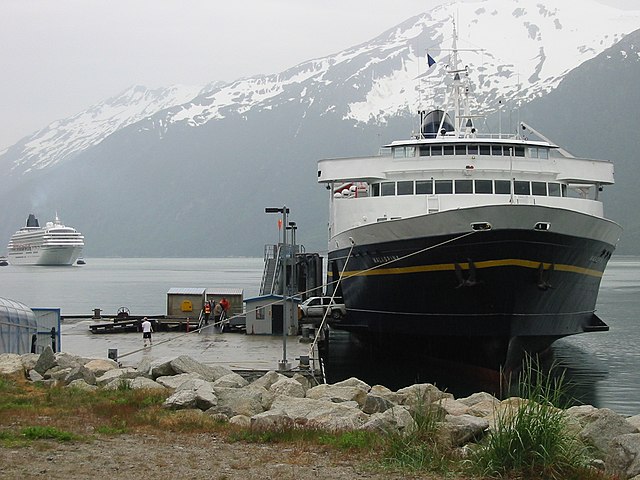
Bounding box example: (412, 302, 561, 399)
(327, 205, 622, 370)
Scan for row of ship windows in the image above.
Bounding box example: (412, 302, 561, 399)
(392, 145, 549, 159)
(369, 179, 566, 197)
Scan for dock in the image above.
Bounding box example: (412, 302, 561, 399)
(60, 319, 326, 384)
(83, 316, 228, 334)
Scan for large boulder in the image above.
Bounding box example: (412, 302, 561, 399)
(212, 373, 249, 389)
(163, 379, 217, 410)
(441, 414, 489, 447)
(19, 353, 39, 372)
(248, 370, 287, 391)
(84, 358, 119, 376)
(305, 383, 368, 407)
(362, 394, 395, 415)
(269, 377, 306, 398)
(397, 383, 453, 410)
(252, 395, 369, 431)
(369, 384, 404, 405)
(34, 346, 56, 375)
(96, 367, 140, 387)
(628, 415, 640, 431)
(54, 352, 87, 370)
(64, 365, 96, 385)
(331, 377, 371, 392)
(438, 398, 472, 416)
(0, 353, 24, 376)
(360, 406, 416, 436)
(567, 407, 639, 457)
(152, 356, 233, 381)
(129, 377, 166, 390)
(607, 433, 640, 479)
(156, 373, 206, 390)
(211, 386, 273, 417)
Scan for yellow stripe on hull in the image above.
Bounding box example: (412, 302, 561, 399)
(333, 258, 603, 279)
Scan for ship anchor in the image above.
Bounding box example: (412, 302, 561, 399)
(537, 262, 554, 290)
(454, 259, 480, 288)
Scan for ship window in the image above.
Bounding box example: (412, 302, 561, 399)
(561, 184, 567, 196)
(532, 181, 547, 196)
(443, 145, 454, 155)
(539, 148, 549, 159)
(435, 180, 453, 194)
(479, 145, 491, 155)
(381, 182, 395, 196)
(397, 181, 414, 195)
(514, 181, 531, 195)
(455, 145, 467, 155)
(406, 146, 416, 157)
(475, 180, 493, 194)
(371, 183, 380, 197)
(492, 145, 503, 155)
(495, 180, 511, 194)
(455, 179, 473, 194)
(393, 147, 405, 158)
(529, 147, 539, 158)
(416, 180, 433, 194)
(431, 146, 442, 156)
(548, 182, 561, 197)
(468, 145, 478, 155)
(515, 146, 525, 157)
(419, 146, 430, 156)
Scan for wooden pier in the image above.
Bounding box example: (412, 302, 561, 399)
(68, 315, 217, 334)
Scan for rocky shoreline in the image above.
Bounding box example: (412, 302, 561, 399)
(2, 347, 640, 479)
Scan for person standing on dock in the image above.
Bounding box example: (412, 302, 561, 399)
(220, 297, 230, 315)
(213, 302, 223, 326)
(203, 301, 211, 325)
(142, 317, 153, 347)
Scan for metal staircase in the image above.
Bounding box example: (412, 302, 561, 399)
(260, 244, 281, 295)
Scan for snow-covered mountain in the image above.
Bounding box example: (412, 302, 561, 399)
(0, 82, 226, 175)
(1, 0, 639, 257)
(1, 0, 638, 179)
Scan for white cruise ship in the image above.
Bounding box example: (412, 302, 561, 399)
(7, 214, 85, 266)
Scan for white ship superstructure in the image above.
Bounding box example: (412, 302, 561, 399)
(7, 214, 84, 266)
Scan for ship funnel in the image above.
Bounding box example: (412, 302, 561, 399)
(421, 110, 455, 138)
(26, 214, 39, 228)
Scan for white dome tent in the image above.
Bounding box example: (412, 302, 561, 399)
(0, 297, 37, 354)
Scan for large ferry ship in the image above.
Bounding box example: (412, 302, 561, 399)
(317, 30, 622, 370)
(7, 214, 85, 266)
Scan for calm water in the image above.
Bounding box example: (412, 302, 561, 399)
(0, 256, 638, 415)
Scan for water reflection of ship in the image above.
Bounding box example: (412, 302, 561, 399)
(321, 329, 609, 404)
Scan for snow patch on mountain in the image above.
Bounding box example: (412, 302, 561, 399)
(5, 84, 210, 174)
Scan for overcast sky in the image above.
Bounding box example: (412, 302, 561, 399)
(0, 0, 637, 150)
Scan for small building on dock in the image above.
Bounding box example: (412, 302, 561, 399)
(245, 294, 300, 336)
(166, 288, 205, 318)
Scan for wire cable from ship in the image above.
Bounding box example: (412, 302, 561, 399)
(306, 238, 356, 371)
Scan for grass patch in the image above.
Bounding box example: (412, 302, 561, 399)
(380, 389, 460, 475)
(21, 425, 76, 441)
(469, 355, 599, 479)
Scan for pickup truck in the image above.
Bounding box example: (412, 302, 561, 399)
(298, 296, 346, 320)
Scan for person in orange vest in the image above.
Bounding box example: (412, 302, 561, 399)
(203, 301, 211, 325)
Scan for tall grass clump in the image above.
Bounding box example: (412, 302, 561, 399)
(382, 388, 458, 475)
(470, 355, 595, 479)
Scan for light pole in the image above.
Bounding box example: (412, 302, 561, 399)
(265, 206, 291, 371)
